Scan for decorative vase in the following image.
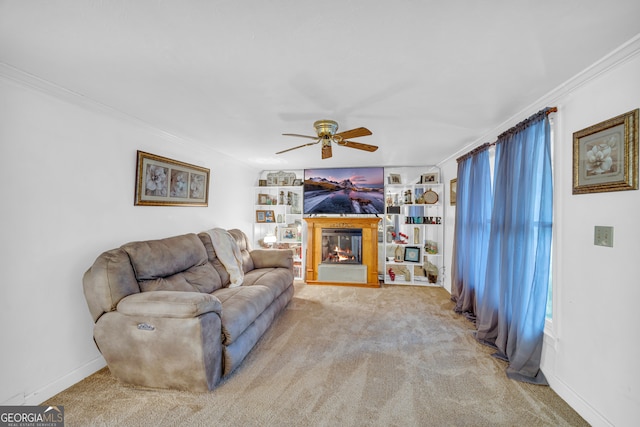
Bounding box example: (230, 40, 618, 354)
(425, 261, 439, 284)
(394, 245, 403, 262)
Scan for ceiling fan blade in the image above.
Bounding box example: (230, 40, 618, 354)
(276, 140, 320, 154)
(321, 141, 333, 159)
(334, 127, 372, 140)
(282, 133, 319, 140)
(338, 140, 379, 152)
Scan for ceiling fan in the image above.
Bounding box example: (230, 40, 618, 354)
(276, 120, 378, 159)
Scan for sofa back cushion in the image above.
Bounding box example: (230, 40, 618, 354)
(122, 233, 222, 293)
(198, 232, 231, 286)
(198, 229, 255, 285)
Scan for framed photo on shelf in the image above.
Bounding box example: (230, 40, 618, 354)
(265, 210, 275, 223)
(388, 174, 402, 184)
(134, 150, 209, 207)
(573, 109, 638, 194)
(420, 172, 439, 184)
(257, 193, 270, 205)
(266, 170, 296, 186)
(404, 246, 421, 262)
(255, 210, 267, 223)
(280, 227, 299, 242)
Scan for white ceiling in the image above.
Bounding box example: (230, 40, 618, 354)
(2, 1, 639, 170)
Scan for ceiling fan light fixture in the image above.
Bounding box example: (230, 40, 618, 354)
(313, 119, 339, 137)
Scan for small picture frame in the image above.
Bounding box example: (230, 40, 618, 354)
(280, 227, 299, 242)
(450, 178, 457, 206)
(267, 170, 296, 186)
(258, 179, 267, 187)
(420, 172, 439, 184)
(404, 246, 421, 262)
(388, 174, 402, 184)
(265, 210, 275, 223)
(573, 109, 638, 194)
(256, 210, 267, 223)
(257, 193, 270, 205)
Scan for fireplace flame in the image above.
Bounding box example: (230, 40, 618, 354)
(329, 246, 355, 263)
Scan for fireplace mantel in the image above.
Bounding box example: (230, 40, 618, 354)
(304, 217, 380, 287)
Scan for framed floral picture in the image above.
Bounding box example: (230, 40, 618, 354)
(573, 109, 638, 194)
(134, 151, 210, 206)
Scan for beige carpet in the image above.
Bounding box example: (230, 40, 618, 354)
(45, 284, 588, 426)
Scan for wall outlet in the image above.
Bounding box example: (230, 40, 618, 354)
(594, 226, 614, 247)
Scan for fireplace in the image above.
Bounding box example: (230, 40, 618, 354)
(322, 228, 362, 264)
(304, 217, 380, 287)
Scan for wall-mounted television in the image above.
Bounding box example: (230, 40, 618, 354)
(303, 167, 385, 215)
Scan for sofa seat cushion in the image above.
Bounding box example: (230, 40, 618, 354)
(213, 285, 275, 345)
(242, 268, 294, 299)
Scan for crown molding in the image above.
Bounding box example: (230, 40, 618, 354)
(439, 33, 640, 166)
(3, 32, 639, 167)
(0, 62, 208, 152)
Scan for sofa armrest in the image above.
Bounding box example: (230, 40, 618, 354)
(250, 249, 293, 270)
(116, 290, 222, 318)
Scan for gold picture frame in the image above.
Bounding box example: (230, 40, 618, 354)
(134, 151, 210, 206)
(573, 109, 638, 194)
(450, 178, 457, 206)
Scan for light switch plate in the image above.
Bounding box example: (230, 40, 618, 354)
(594, 226, 614, 247)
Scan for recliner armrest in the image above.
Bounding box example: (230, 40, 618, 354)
(116, 291, 222, 318)
(250, 249, 293, 270)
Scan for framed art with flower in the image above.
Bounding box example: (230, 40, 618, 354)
(134, 150, 210, 206)
(573, 109, 638, 195)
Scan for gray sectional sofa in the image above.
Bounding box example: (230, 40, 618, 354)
(82, 228, 294, 391)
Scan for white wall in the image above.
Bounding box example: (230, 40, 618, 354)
(0, 73, 257, 405)
(543, 49, 640, 427)
(439, 39, 640, 427)
(440, 161, 457, 294)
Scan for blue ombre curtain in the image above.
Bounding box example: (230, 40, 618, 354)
(475, 109, 553, 384)
(451, 145, 493, 320)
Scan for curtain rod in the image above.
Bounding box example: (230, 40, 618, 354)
(457, 107, 557, 163)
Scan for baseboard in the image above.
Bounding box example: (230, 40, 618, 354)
(2, 356, 106, 406)
(545, 373, 613, 427)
